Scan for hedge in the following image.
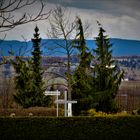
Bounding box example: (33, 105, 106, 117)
(0, 116, 140, 140)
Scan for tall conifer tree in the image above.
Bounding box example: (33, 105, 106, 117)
(92, 24, 124, 112)
(11, 26, 51, 108)
(72, 17, 93, 115)
(31, 26, 45, 106)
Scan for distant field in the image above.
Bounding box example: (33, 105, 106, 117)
(119, 81, 140, 90)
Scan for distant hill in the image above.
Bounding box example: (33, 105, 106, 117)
(0, 38, 140, 56)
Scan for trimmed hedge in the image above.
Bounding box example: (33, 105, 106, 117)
(0, 116, 140, 140)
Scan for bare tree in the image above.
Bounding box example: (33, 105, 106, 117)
(0, 0, 50, 32)
(0, 64, 15, 110)
(47, 6, 76, 100)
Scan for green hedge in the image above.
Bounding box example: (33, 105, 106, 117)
(0, 116, 140, 140)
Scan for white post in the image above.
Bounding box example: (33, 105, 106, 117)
(64, 91, 67, 117)
(68, 103, 72, 117)
(56, 90, 59, 117)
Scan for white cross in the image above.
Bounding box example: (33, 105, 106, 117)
(54, 91, 77, 117)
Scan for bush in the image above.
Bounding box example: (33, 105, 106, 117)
(87, 109, 130, 117)
(137, 108, 140, 115)
(0, 116, 140, 140)
(73, 98, 93, 116)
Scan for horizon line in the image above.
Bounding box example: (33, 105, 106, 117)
(3, 37, 140, 42)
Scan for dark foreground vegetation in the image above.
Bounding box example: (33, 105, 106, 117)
(0, 116, 140, 140)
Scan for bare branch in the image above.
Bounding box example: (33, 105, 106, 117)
(0, 0, 51, 32)
(47, 6, 76, 100)
(0, 0, 36, 13)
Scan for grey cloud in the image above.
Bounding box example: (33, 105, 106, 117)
(45, 0, 140, 10)
(3, 0, 140, 40)
(45, 0, 140, 20)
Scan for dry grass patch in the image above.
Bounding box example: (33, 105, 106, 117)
(0, 107, 64, 116)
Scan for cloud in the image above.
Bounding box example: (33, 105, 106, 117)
(42, 0, 140, 40)
(3, 0, 140, 40)
(45, 0, 140, 20)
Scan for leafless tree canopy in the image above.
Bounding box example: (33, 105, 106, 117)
(48, 6, 75, 39)
(0, 0, 50, 32)
(47, 6, 76, 100)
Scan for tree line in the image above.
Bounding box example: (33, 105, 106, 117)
(0, 2, 124, 115)
(10, 17, 124, 115)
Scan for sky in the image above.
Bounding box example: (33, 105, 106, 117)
(1, 0, 140, 41)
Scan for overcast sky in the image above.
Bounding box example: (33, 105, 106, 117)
(2, 0, 140, 41)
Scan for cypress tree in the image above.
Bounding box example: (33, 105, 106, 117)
(31, 26, 45, 106)
(11, 26, 50, 108)
(72, 17, 93, 115)
(92, 24, 124, 113)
